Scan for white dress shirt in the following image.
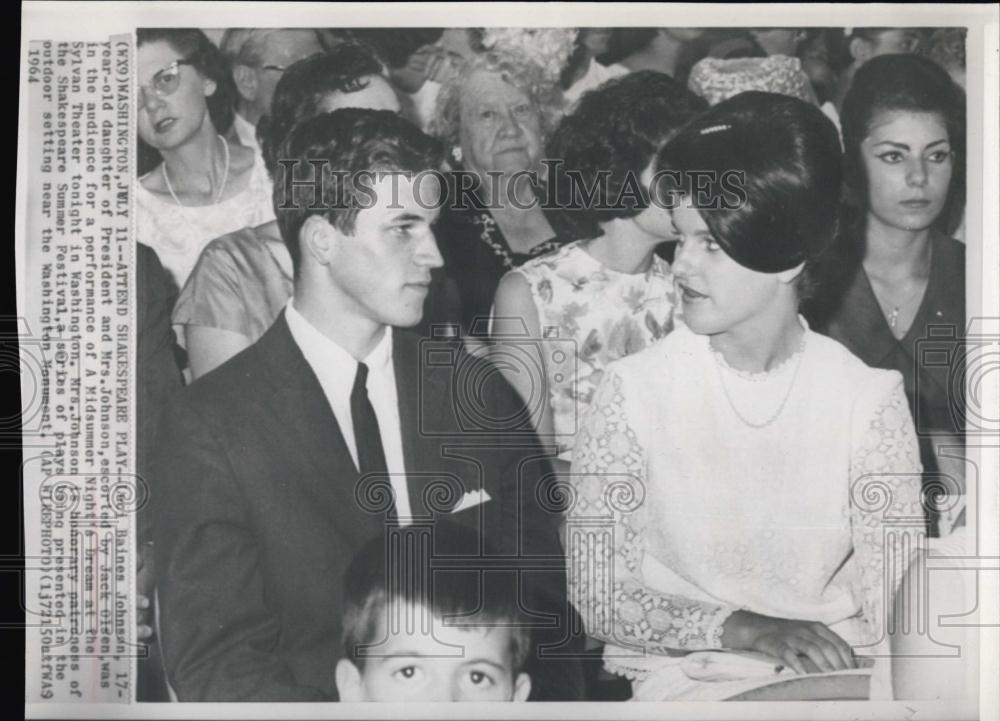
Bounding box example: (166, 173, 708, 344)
(284, 301, 412, 521)
(233, 112, 261, 154)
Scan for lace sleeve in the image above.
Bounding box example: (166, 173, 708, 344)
(566, 368, 735, 653)
(848, 381, 925, 646)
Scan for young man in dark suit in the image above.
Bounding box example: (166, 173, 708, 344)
(152, 109, 583, 701)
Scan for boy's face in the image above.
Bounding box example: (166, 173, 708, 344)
(336, 603, 531, 702)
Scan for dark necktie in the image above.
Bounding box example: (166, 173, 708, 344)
(350, 362, 389, 478)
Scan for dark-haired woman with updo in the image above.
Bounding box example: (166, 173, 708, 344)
(811, 54, 966, 536)
(173, 44, 402, 379)
(136, 29, 274, 291)
(568, 92, 925, 701)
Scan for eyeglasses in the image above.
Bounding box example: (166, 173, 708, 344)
(138, 58, 193, 110)
(259, 64, 288, 73)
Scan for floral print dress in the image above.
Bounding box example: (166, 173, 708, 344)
(513, 240, 680, 460)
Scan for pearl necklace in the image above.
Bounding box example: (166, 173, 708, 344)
(712, 334, 806, 429)
(161, 134, 230, 207)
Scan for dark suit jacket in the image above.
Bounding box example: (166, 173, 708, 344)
(153, 312, 580, 701)
(137, 243, 183, 544)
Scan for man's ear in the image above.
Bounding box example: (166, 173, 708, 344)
(300, 215, 338, 268)
(776, 261, 806, 286)
(231, 64, 258, 103)
(512, 672, 531, 702)
(335, 658, 364, 701)
(849, 36, 873, 65)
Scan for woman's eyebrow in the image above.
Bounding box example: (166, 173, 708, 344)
(871, 140, 910, 150)
(871, 138, 950, 150)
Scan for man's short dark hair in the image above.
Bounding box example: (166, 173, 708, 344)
(257, 43, 385, 177)
(273, 108, 444, 273)
(341, 522, 531, 674)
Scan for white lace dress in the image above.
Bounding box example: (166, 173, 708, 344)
(136, 152, 276, 291)
(567, 322, 925, 700)
(513, 240, 680, 461)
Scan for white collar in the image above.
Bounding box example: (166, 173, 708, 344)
(233, 112, 260, 149)
(285, 299, 393, 375)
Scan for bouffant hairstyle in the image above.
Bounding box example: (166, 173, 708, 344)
(547, 71, 707, 225)
(257, 43, 384, 177)
(654, 91, 842, 297)
(273, 109, 443, 273)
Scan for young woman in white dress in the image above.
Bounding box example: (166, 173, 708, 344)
(568, 92, 927, 701)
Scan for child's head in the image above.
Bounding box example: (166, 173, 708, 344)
(336, 522, 532, 702)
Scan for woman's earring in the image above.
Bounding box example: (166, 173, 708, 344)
(452, 145, 463, 164)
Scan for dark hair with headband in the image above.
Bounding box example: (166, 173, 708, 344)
(653, 91, 841, 296)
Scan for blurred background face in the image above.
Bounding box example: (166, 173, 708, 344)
(251, 30, 325, 118)
(438, 29, 478, 61)
(750, 28, 804, 56)
(869, 28, 923, 56)
(861, 109, 952, 233)
(664, 28, 706, 43)
(458, 70, 543, 178)
(317, 75, 401, 114)
(580, 28, 613, 56)
(137, 40, 215, 150)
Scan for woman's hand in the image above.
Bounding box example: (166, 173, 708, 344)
(721, 610, 857, 675)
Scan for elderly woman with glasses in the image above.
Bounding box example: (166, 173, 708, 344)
(430, 49, 595, 339)
(136, 28, 276, 292)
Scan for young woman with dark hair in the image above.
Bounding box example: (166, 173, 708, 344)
(812, 53, 966, 535)
(569, 92, 925, 701)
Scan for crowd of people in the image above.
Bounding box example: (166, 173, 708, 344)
(135, 26, 970, 703)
